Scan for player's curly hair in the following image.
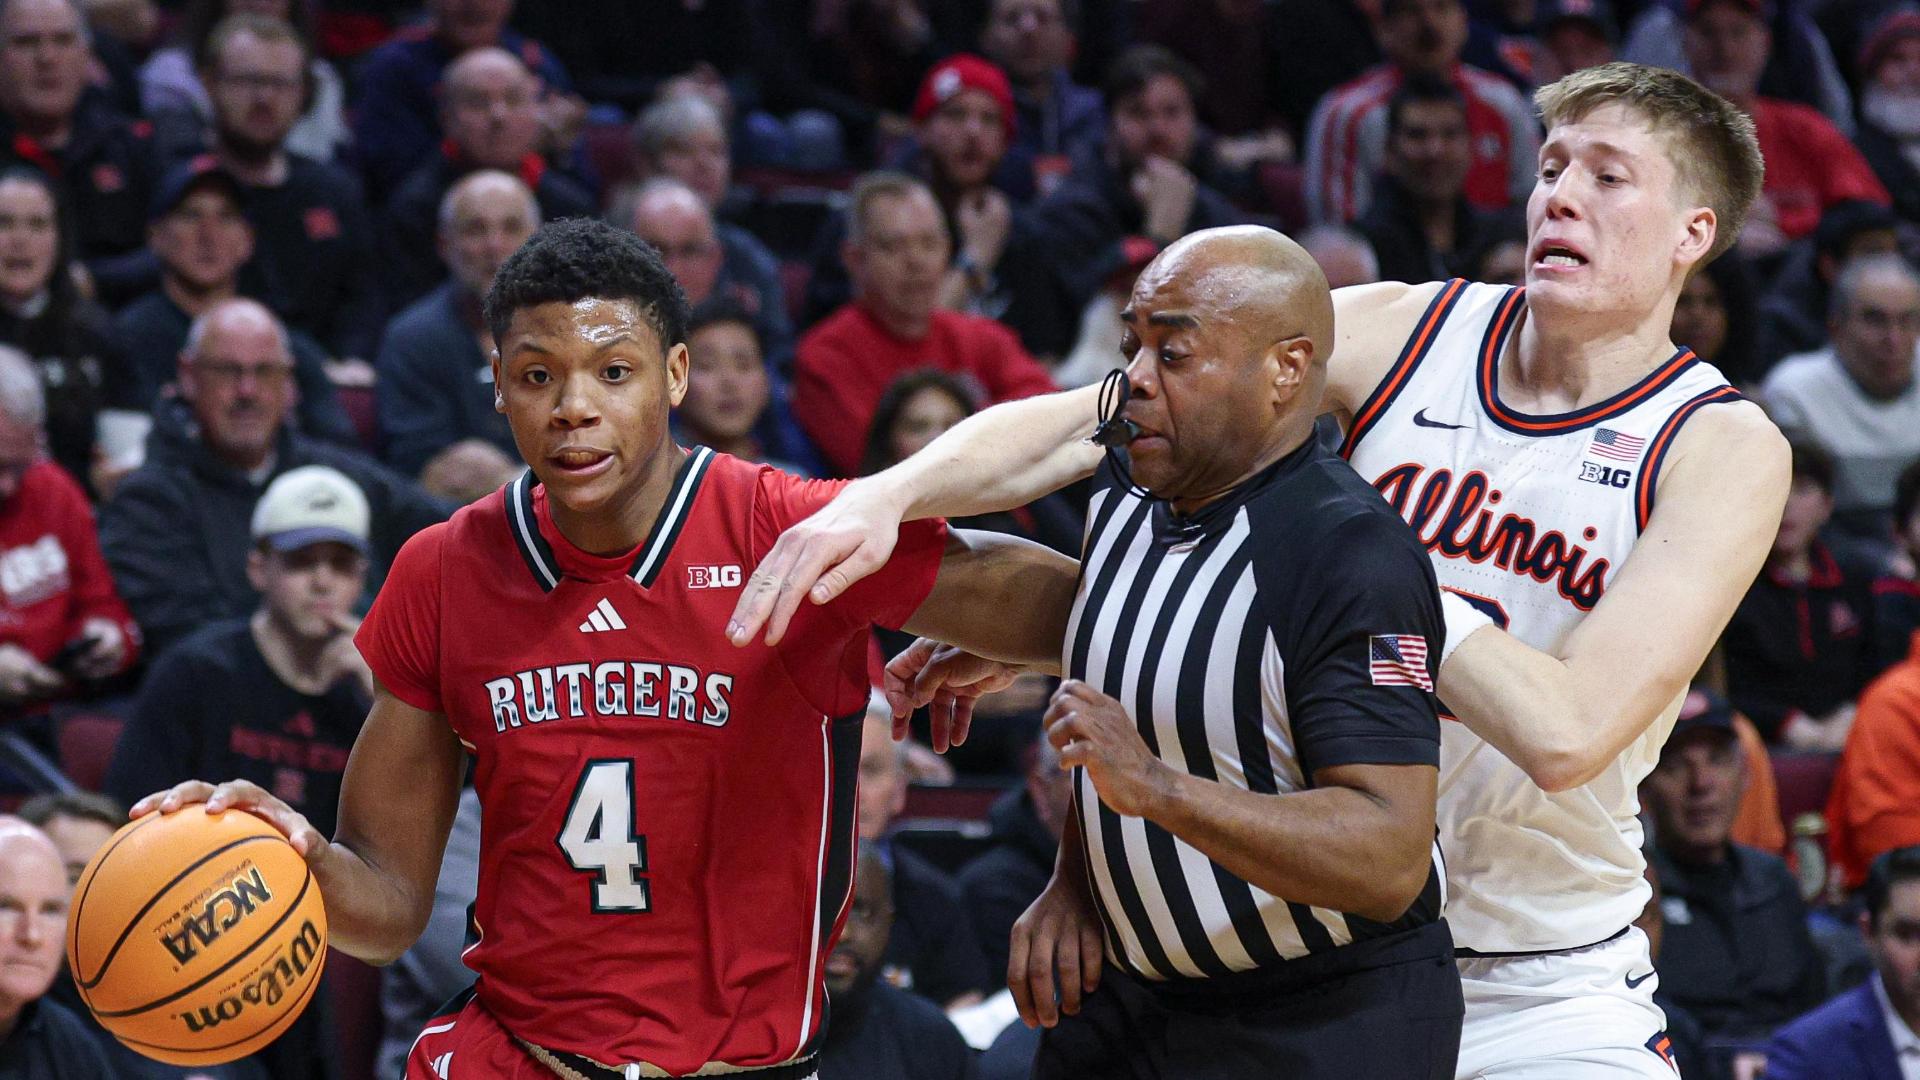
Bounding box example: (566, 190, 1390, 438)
(485, 217, 690, 351)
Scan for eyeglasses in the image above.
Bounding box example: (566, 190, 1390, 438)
(192, 360, 296, 387)
(218, 71, 303, 95)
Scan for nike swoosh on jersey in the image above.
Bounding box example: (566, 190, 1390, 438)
(1625, 970, 1655, 989)
(1413, 408, 1470, 430)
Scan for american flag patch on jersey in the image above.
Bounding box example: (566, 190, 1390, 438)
(1369, 635, 1433, 690)
(1588, 427, 1647, 461)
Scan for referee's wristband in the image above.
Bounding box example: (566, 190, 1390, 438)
(1439, 590, 1496, 668)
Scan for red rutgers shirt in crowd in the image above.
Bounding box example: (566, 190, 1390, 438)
(356, 446, 946, 1075)
(0, 461, 140, 700)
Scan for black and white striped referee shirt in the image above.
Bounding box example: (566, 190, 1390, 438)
(1065, 438, 1448, 981)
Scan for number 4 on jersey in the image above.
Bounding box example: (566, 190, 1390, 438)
(557, 759, 652, 912)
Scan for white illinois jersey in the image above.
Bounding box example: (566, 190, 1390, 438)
(1340, 279, 1746, 954)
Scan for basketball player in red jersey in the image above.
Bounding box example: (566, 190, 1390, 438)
(730, 64, 1794, 1078)
(131, 219, 1078, 1080)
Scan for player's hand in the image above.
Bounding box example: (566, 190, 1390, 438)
(728, 480, 909, 647)
(1046, 681, 1174, 819)
(1008, 862, 1105, 1028)
(884, 638, 1023, 751)
(72, 617, 127, 679)
(0, 643, 65, 703)
(129, 780, 331, 864)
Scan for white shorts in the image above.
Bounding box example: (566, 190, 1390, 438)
(1455, 928, 1681, 1079)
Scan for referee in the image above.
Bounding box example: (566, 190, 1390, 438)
(1011, 228, 1462, 1077)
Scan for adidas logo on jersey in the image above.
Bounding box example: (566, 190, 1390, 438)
(579, 598, 628, 633)
(431, 1051, 452, 1078)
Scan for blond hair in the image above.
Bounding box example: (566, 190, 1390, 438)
(1535, 62, 1764, 266)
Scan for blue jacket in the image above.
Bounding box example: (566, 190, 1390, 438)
(1764, 981, 1906, 1080)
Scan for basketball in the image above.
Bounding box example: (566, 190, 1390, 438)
(63, 805, 329, 1066)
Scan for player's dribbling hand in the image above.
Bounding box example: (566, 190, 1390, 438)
(130, 780, 331, 865)
(1008, 864, 1104, 1028)
(728, 480, 908, 647)
(883, 638, 1023, 751)
(1046, 681, 1174, 820)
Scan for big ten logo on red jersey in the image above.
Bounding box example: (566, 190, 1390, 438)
(0, 534, 69, 607)
(484, 661, 736, 733)
(687, 564, 742, 589)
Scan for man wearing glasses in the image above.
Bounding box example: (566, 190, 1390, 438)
(100, 298, 448, 658)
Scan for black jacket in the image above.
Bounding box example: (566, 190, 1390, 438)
(1856, 121, 1920, 228)
(381, 151, 597, 308)
(0, 296, 127, 494)
(957, 788, 1058, 979)
(1011, 152, 1242, 357)
(98, 400, 451, 658)
(1723, 541, 1883, 740)
(1355, 173, 1518, 285)
(239, 155, 385, 360)
(1650, 843, 1827, 1044)
(0, 97, 160, 305)
(0, 999, 112, 1080)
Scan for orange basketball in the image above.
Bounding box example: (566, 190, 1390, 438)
(64, 804, 329, 1066)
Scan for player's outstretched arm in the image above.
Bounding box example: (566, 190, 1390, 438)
(903, 528, 1081, 674)
(728, 385, 1103, 648)
(130, 685, 466, 965)
(1437, 402, 1791, 792)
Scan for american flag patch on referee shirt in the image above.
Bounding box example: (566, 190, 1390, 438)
(1588, 427, 1646, 461)
(1369, 635, 1433, 690)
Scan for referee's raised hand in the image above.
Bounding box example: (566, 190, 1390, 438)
(1046, 681, 1175, 819)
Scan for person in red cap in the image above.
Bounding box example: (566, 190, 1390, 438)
(1684, 0, 1890, 253)
(1854, 8, 1920, 225)
(802, 54, 1052, 350)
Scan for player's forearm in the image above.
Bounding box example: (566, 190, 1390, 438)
(1438, 629, 1678, 793)
(1143, 769, 1435, 923)
(860, 385, 1103, 523)
(306, 838, 438, 965)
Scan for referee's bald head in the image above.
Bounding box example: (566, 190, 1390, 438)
(1117, 226, 1336, 511)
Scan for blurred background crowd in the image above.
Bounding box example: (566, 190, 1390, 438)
(1, 0, 1920, 1078)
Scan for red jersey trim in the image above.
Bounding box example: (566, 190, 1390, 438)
(1339, 278, 1467, 460)
(1633, 384, 1746, 532)
(1474, 285, 1702, 435)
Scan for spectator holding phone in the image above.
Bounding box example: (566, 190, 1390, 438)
(0, 344, 138, 745)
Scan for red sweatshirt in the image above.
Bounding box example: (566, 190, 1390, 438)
(0, 461, 140, 674)
(793, 304, 1057, 476)
(1751, 97, 1891, 241)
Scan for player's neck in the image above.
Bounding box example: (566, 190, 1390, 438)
(545, 443, 686, 556)
(1508, 306, 1678, 414)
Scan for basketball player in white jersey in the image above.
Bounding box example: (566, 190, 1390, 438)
(728, 63, 1789, 1078)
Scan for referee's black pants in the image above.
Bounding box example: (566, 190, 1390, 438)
(1033, 919, 1462, 1080)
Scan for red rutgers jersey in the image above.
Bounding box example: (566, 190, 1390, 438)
(355, 447, 947, 1074)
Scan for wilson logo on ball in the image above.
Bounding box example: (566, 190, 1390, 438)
(160, 867, 274, 965)
(177, 919, 323, 1034)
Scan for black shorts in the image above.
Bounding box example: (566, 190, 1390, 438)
(1033, 919, 1462, 1080)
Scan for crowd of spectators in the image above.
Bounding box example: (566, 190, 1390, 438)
(0, 0, 1918, 1078)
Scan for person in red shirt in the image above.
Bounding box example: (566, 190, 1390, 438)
(1683, 0, 1891, 253)
(793, 173, 1055, 476)
(0, 345, 137, 736)
(131, 219, 1077, 1080)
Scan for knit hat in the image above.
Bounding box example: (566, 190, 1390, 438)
(912, 55, 1016, 141)
(1860, 9, 1920, 82)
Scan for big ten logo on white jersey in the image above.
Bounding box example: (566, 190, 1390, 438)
(0, 534, 69, 608)
(686, 564, 742, 589)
